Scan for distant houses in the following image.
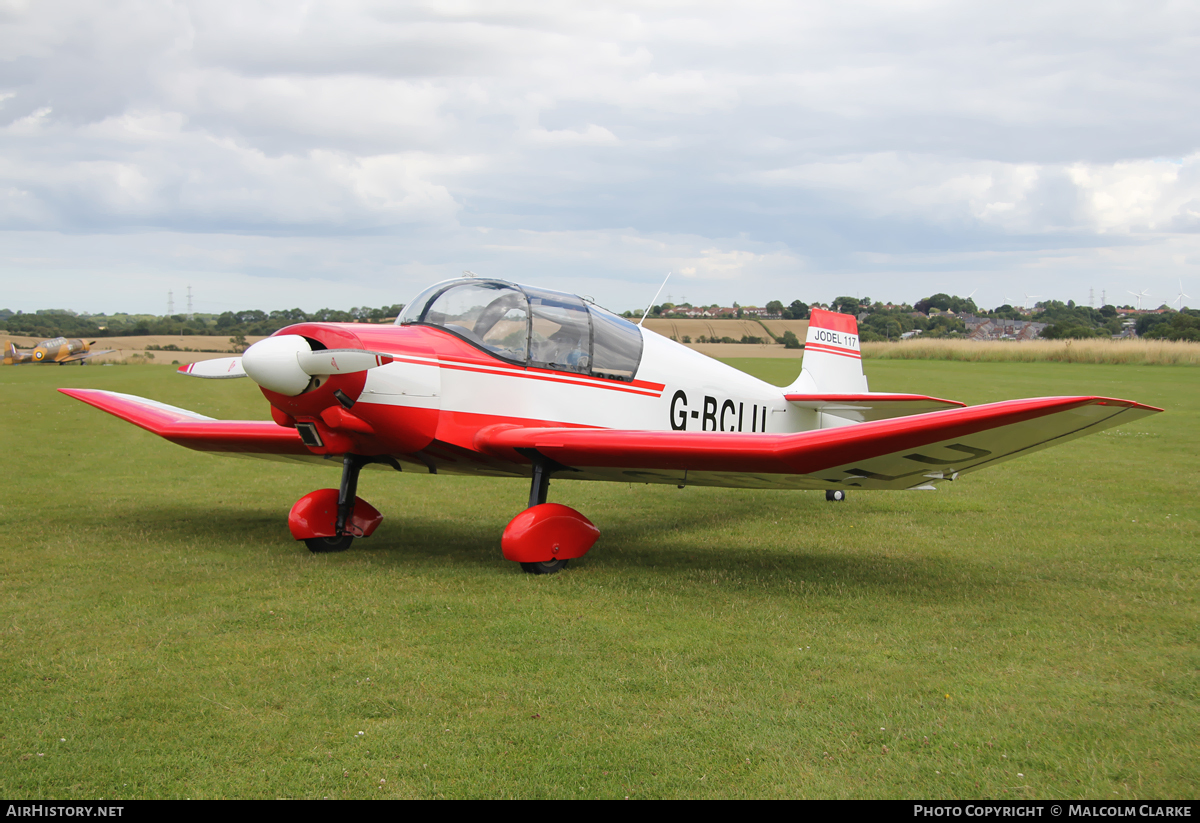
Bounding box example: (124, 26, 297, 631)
(959, 314, 1047, 341)
(659, 305, 777, 319)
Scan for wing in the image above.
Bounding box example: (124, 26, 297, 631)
(58, 349, 115, 363)
(785, 392, 964, 422)
(478, 396, 1161, 490)
(59, 388, 312, 459)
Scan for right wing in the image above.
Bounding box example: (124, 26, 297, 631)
(479, 396, 1161, 490)
(59, 389, 310, 457)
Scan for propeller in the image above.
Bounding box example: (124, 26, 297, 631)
(178, 334, 393, 396)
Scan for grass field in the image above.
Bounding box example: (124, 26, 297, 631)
(862, 338, 1200, 366)
(0, 361, 1195, 799)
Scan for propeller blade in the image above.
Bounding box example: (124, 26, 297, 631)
(178, 358, 247, 378)
(296, 349, 394, 376)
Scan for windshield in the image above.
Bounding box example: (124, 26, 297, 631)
(400, 280, 529, 363)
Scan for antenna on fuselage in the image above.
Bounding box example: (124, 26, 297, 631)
(638, 272, 671, 327)
(463, 270, 478, 278)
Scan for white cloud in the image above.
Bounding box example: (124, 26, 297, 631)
(527, 124, 619, 145)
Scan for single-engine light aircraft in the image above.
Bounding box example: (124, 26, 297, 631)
(61, 277, 1161, 573)
(5, 337, 114, 365)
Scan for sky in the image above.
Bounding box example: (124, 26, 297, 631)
(2, 0, 1197, 315)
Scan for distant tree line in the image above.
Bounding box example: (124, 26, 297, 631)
(1136, 310, 1200, 341)
(0, 305, 406, 339)
(3, 295, 1196, 344)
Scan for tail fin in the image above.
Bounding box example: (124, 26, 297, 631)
(3, 341, 16, 366)
(786, 308, 867, 393)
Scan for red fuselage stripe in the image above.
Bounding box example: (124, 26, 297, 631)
(389, 354, 664, 397)
(433, 352, 665, 391)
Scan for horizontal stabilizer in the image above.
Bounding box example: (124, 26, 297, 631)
(58, 389, 308, 455)
(785, 392, 965, 422)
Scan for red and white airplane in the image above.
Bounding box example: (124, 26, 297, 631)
(61, 276, 1161, 573)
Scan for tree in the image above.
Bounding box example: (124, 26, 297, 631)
(831, 296, 860, 315)
(784, 300, 809, 320)
(916, 293, 977, 315)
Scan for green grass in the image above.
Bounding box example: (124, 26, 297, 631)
(0, 362, 1195, 799)
(859, 338, 1200, 366)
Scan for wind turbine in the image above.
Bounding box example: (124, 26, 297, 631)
(1127, 289, 1151, 310)
(1022, 292, 1043, 311)
(1172, 281, 1190, 310)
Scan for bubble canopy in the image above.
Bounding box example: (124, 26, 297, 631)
(399, 278, 644, 381)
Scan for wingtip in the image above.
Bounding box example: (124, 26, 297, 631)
(1092, 397, 1164, 413)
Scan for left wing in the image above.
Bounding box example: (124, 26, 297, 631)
(59, 389, 310, 457)
(59, 349, 115, 363)
(479, 396, 1160, 490)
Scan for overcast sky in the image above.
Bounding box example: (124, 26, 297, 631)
(2, 0, 1197, 315)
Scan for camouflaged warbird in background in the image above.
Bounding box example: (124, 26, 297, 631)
(4, 337, 114, 365)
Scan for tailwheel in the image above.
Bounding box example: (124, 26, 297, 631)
(305, 535, 355, 553)
(825, 489, 846, 502)
(521, 559, 570, 575)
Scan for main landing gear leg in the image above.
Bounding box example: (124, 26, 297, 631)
(337, 453, 366, 535)
(529, 457, 552, 508)
(520, 457, 568, 574)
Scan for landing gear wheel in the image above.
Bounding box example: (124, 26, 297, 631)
(305, 534, 355, 553)
(825, 489, 846, 502)
(520, 559, 570, 575)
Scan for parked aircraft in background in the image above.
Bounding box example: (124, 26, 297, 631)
(5, 337, 113, 365)
(61, 277, 1160, 573)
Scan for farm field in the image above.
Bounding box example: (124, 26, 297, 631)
(0, 360, 1195, 799)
